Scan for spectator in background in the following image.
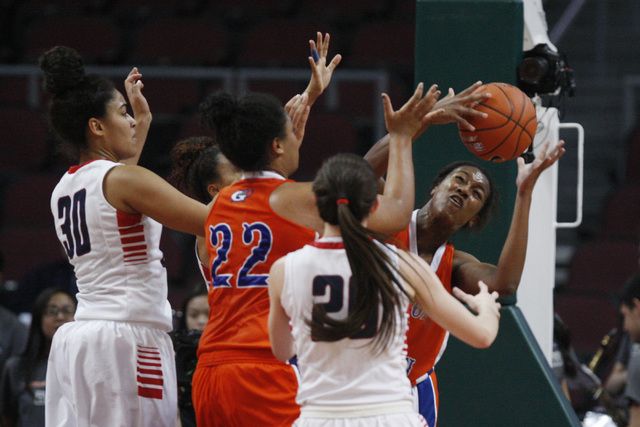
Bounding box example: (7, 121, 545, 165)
(171, 285, 209, 427)
(0, 288, 76, 427)
(0, 251, 28, 375)
(618, 273, 640, 426)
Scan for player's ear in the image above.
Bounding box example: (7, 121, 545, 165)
(271, 138, 285, 155)
(88, 118, 104, 136)
(467, 215, 479, 228)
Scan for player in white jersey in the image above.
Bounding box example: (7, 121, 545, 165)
(268, 151, 501, 427)
(39, 46, 209, 427)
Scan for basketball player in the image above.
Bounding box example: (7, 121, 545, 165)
(169, 136, 241, 289)
(40, 46, 209, 426)
(267, 153, 500, 427)
(389, 140, 565, 425)
(192, 74, 444, 425)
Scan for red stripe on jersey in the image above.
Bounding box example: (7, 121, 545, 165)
(68, 159, 100, 174)
(309, 241, 344, 249)
(121, 235, 146, 245)
(123, 244, 147, 253)
(137, 345, 159, 350)
(138, 367, 163, 376)
(137, 375, 164, 386)
(119, 225, 144, 235)
(139, 355, 161, 361)
(138, 386, 163, 399)
(117, 211, 143, 228)
(138, 361, 162, 367)
(138, 349, 160, 355)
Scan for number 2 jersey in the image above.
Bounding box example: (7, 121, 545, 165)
(393, 210, 455, 385)
(50, 159, 172, 331)
(280, 237, 413, 407)
(198, 171, 317, 366)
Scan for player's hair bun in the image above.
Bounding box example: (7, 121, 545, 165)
(200, 91, 238, 130)
(39, 46, 86, 96)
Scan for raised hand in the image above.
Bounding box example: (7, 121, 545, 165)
(427, 80, 493, 131)
(305, 32, 342, 106)
(382, 83, 443, 140)
(516, 139, 566, 194)
(124, 67, 150, 120)
(452, 281, 501, 318)
(284, 93, 310, 143)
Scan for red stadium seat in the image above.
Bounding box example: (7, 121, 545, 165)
(136, 78, 200, 115)
(555, 292, 620, 355)
(293, 111, 358, 181)
(0, 107, 49, 173)
(131, 18, 229, 66)
(598, 185, 640, 239)
(22, 14, 121, 64)
(0, 226, 66, 282)
(565, 239, 639, 293)
(237, 20, 335, 68)
(348, 20, 415, 69)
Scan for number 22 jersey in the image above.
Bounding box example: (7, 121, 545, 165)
(198, 171, 317, 366)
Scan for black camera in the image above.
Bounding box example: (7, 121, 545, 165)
(517, 43, 576, 97)
(171, 329, 202, 407)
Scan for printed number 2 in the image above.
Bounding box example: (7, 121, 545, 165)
(208, 222, 273, 288)
(57, 189, 91, 259)
(312, 275, 378, 339)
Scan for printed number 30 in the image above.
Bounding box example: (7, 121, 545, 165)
(57, 189, 91, 259)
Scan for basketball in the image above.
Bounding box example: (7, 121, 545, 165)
(458, 82, 537, 162)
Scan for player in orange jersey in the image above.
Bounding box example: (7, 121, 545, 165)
(192, 33, 445, 426)
(387, 140, 565, 426)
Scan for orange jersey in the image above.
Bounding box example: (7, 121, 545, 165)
(198, 172, 317, 366)
(393, 210, 455, 385)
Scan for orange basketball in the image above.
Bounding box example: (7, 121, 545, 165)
(458, 82, 537, 162)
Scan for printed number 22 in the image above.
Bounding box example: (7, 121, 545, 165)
(209, 222, 273, 288)
(57, 189, 91, 259)
(312, 275, 378, 339)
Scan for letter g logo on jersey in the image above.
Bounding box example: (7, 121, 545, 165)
(231, 188, 255, 202)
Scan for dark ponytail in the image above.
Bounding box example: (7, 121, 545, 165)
(39, 45, 116, 157)
(200, 91, 286, 172)
(310, 153, 408, 354)
(169, 136, 223, 203)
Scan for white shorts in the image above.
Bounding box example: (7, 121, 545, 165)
(294, 401, 428, 427)
(45, 320, 177, 427)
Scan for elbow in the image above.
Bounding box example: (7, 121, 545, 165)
(472, 326, 499, 349)
(271, 346, 293, 363)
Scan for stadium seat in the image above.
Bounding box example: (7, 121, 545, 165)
(22, 14, 121, 63)
(131, 17, 229, 66)
(598, 185, 640, 239)
(565, 239, 639, 293)
(293, 110, 358, 181)
(237, 20, 335, 68)
(0, 225, 66, 282)
(0, 107, 49, 173)
(2, 173, 60, 227)
(554, 291, 620, 355)
(296, 0, 390, 23)
(136, 78, 200, 115)
(348, 20, 415, 69)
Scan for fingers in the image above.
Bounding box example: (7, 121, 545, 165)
(290, 93, 309, 128)
(381, 93, 393, 119)
(459, 80, 483, 96)
(328, 54, 342, 72)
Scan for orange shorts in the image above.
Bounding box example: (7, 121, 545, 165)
(192, 362, 300, 427)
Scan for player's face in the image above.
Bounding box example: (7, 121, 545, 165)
(621, 301, 640, 342)
(278, 117, 301, 176)
(430, 166, 490, 229)
(41, 292, 76, 341)
(101, 90, 138, 161)
(185, 295, 209, 332)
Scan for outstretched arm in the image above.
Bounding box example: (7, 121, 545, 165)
(268, 258, 295, 361)
(367, 83, 441, 234)
(401, 251, 500, 348)
(123, 67, 152, 166)
(454, 140, 566, 297)
(303, 32, 342, 107)
(364, 80, 491, 180)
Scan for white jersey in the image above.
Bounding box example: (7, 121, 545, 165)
(280, 237, 413, 407)
(50, 159, 172, 330)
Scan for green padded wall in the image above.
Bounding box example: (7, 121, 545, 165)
(414, 0, 524, 308)
(437, 306, 581, 426)
(415, 1, 581, 425)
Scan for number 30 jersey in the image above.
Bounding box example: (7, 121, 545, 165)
(280, 238, 413, 406)
(198, 171, 317, 366)
(50, 159, 172, 330)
